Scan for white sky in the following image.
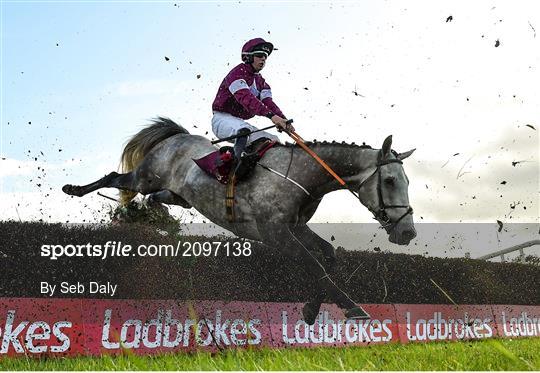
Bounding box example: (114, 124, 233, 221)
(1, 0, 539, 225)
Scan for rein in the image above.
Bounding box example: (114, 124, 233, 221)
(285, 130, 413, 232)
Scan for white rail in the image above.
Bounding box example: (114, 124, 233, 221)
(476, 240, 540, 262)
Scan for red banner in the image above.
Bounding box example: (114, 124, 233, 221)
(0, 298, 85, 356)
(265, 303, 399, 347)
(394, 304, 497, 343)
(0, 298, 538, 357)
(491, 305, 540, 338)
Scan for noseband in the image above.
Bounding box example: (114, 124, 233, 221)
(353, 151, 413, 232)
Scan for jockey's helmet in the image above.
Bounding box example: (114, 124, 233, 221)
(241, 38, 274, 63)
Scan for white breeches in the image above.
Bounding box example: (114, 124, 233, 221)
(211, 111, 280, 144)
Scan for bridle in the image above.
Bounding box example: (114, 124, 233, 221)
(263, 134, 413, 232)
(354, 150, 414, 232)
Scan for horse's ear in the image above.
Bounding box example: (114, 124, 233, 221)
(397, 148, 416, 160)
(382, 135, 393, 155)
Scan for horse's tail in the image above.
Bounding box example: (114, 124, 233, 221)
(119, 116, 189, 205)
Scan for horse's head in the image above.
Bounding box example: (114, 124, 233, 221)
(357, 135, 416, 245)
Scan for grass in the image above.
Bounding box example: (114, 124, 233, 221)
(0, 338, 538, 371)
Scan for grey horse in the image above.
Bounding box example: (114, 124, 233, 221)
(63, 117, 417, 324)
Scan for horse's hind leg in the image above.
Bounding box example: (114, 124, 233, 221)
(63, 171, 136, 197)
(148, 190, 192, 208)
(258, 223, 370, 324)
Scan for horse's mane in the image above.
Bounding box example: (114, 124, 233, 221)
(276, 140, 373, 149)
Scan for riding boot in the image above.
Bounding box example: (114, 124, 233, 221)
(233, 128, 251, 161)
(233, 128, 258, 180)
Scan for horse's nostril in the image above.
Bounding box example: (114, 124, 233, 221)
(402, 229, 416, 241)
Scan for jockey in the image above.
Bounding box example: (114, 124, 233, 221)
(211, 37, 295, 176)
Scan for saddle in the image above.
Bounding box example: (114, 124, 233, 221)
(193, 138, 277, 185)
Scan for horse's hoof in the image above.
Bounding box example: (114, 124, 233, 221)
(62, 184, 82, 197)
(302, 301, 322, 325)
(344, 306, 370, 320)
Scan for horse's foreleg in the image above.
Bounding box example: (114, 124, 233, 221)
(292, 225, 336, 269)
(63, 171, 136, 197)
(258, 223, 370, 324)
(291, 224, 338, 324)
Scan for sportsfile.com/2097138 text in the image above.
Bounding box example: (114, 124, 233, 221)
(40, 241, 252, 260)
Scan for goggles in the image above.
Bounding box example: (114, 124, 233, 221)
(249, 51, 269, 58)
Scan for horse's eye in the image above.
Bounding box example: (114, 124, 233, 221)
(384, 177, 395, 186)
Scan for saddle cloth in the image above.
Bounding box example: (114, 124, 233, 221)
(193, 139, 277, 184)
